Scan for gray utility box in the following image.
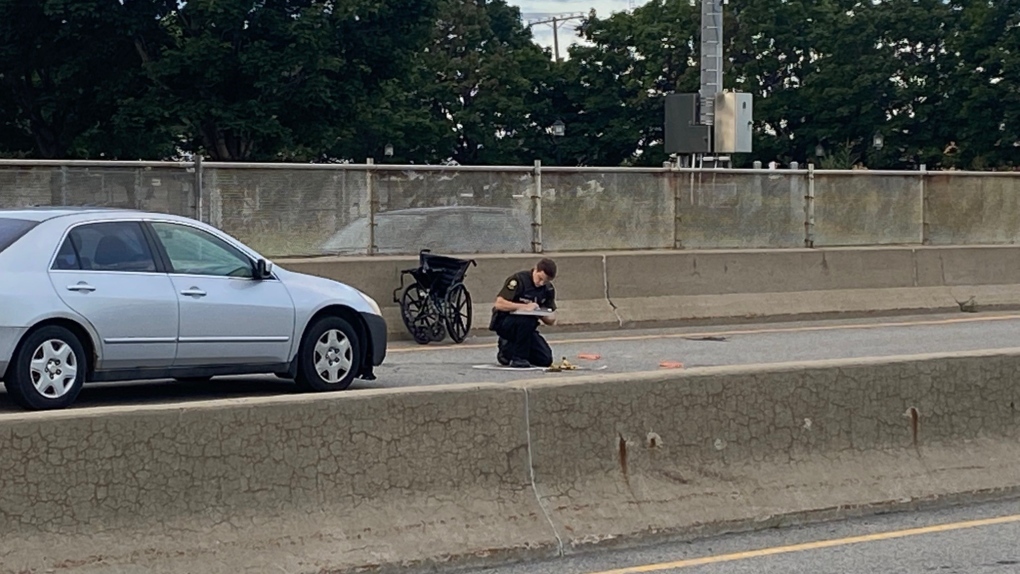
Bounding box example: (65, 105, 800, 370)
(664, 93, 711, 154)
(713, 92, 753, 154)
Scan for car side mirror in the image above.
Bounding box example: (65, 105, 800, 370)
(255, 258, 273, 279)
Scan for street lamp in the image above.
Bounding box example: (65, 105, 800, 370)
(872, 133, 883, 150)
(815, 144, 825, 158)
(384, 143, 394, 157)
(551, 120, 565, 137)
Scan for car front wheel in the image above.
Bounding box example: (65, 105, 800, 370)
(294, 316, 361, 392)
(5, 325, 87, 410)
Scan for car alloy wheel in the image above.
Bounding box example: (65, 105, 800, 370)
(314, 328, 353, 384)
(295, 316, 361, 392)
(5, 325, 87, 410)
(30, 339, 79, 399)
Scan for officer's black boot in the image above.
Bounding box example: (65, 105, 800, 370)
(497, 337, 510, 366)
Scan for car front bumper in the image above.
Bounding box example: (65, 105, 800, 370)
(0, 326, 26, 381)
(361, 312, 387, 366)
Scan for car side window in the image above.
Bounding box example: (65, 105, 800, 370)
(51, 222, 157, 273)
(150, 222, 254, 278)
(52, 235, 81, 270)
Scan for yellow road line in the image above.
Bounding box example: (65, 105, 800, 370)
(587, 514, 1020, 573)
(388, 313, 1020, 354)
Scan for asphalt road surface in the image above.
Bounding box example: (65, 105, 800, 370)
(4, 310, 1020, 413)
(451, 497, 1020, 574)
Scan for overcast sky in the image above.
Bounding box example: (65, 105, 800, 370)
(508, 0, 649, 58)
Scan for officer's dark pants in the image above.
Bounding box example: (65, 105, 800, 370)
(495, 315, 553, 367)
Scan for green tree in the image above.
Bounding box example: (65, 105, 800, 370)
(369, 0, 554, 165)
(945, 0, 1020, 169)
(0, 0, 171, 159)
(131, 0, 439, 162)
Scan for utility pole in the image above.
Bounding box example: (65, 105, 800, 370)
(527, 13, 584, 62)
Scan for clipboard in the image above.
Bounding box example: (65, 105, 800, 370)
(511, 307, 555, 317)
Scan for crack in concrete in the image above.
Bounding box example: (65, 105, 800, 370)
(522, 387, 564, 557)
(602, 254, 624, 327)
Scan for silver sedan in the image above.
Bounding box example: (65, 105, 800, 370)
(0, 207, 387, 410)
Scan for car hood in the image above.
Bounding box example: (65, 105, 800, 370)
(275, 266, 381, 316)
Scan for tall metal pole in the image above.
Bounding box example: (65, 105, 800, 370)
(699, 0, 724, 128)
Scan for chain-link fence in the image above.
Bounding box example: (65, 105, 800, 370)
(925, 173, 1020, 245)
(2, 160, 1018, 257)
(0, 163, 196, 214)
(812, 172, 924, 246)
(676, 170, 805, 248)
(543, 169, 674, 251)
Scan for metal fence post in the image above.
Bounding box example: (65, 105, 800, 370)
(194, 155, 204, 222)
(367, 158, 377, 255)
(60, 166, 68, 205)
(920, 164, 929, 245)
(531, 159, 543, 253)
(805, 163, 815, 248)
(667, 161, 683, 249)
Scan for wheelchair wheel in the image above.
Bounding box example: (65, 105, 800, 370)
(400, 284, 440, 345)
(424, 294, 447, 342)
(443, 283, 473, 344)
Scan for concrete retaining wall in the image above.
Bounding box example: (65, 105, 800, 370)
(4, 349, 1020, 573)
(278, 246, 1020, 340)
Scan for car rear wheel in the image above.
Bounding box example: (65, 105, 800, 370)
(5, 325, 87, 410)
(294, 316, 361, 392)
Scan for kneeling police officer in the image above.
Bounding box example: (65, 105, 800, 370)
(489, 258, 557, 368)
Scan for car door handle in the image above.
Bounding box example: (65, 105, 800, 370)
(66, 283, 96, 292)
(180, 288, 207, 298)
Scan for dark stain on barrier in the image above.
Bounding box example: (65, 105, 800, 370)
(658, 469, 689, 485)
(1011, 402, 1016, 411)
(618, 433, 629, 480)
(908, 407, 920, 447)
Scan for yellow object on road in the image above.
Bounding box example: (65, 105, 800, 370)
(546, 357, 578, 372)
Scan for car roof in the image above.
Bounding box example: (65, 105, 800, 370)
(0, 206, 180, 223)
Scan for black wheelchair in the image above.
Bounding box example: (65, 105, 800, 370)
(392, 249, 477, 345)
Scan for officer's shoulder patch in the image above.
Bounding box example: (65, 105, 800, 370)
(508, 278, 517, 289)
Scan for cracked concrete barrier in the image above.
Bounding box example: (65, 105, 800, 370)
(519, 348, 1020, 555)
(604, 247, 1020, 325)
(0, 385, 556, 574)
(5, 349, 1020, 574)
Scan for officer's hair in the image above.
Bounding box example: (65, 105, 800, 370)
(536, 258, 556, 279)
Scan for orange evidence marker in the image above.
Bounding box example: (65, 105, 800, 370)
(659, 360, 684, 369)
(577, 353, 602, 360)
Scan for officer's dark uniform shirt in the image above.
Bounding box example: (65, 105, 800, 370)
(491, 270, 556, 326)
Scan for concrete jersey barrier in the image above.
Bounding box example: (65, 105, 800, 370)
(277, 246, 1020, 339)
(3, 348, 1020, 573)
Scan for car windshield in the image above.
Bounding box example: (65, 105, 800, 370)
(0, 218, 39, 254)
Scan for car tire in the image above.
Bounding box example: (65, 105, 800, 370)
(294, 316, 361, 392)
(5, 325, 87, 411)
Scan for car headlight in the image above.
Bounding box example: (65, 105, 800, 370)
(360, 291, 382, 315)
